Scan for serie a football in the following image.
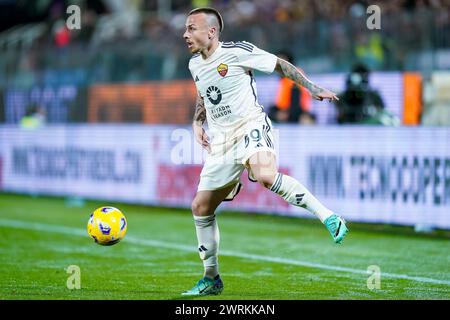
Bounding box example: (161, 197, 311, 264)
(87, 206, 127, 246)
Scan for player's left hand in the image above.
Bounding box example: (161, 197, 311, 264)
(313, 89, 339, 102)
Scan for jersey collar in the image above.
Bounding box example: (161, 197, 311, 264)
(201, 41, 222, 62)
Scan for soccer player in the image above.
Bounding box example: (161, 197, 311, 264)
(182, 7, 349, 296)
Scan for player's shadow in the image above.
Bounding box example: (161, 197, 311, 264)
(169, 293, 228, 300)
(169, 295, 211, 300)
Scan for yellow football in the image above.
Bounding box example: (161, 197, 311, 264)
(87, 206, 127, 246)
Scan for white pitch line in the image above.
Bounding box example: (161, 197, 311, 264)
(1, 218, 449, 286)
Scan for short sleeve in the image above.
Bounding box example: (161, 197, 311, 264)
(188, 57, 201, 91)
(234, 41, 278, 74)
(188, 57, 196, 79)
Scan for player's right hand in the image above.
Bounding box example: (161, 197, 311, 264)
(313, 89, 339, 102)
(193, 124, 211, 153)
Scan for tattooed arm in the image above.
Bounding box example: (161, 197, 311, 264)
(192, 93, 211, 152)
(275, 58, 338, 101)
(193, 93, 206, 127)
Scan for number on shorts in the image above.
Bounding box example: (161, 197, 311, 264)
(249, 129, 261, 142)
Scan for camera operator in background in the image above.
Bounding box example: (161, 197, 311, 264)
(335, 63, 399, 125)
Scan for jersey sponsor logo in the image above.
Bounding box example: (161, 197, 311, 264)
(217, 63, 228, 77)
(206, 86, 222, 105)
(211, 105, 231, 119)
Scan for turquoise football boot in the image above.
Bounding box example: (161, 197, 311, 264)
(324, 214, 349, 244)
(181, 275, 224, 296)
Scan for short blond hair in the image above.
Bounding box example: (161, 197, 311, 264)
(188, 7, 224, 33)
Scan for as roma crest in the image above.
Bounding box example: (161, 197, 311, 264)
(217, 63, 228, 77)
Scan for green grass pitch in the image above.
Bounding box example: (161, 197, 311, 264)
(0, 193, 449, 300)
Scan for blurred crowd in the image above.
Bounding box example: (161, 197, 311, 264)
(0, 0, 450, 74)
(1, 0, 450, 126)
(36, 0, 450, 46)
(1, 0, 449, 82)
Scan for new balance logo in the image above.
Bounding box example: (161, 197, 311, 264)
(295, 193, 305, 205)
(195, 75, 200, 82)
(198, 245, 207, 252)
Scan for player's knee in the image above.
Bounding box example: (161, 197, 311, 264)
(191, 198, 210, 216)
(254, 172, 277, 189)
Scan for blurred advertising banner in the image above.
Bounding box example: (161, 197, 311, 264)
(1, 72, 422, 126)
(88, 81, 196, 124)
(267, 126, 450, 230)
(85, 72, 419, 125)
(0, 125, 156, 204)
(2, 85, 88, 123)
(0, 124, 448, 229)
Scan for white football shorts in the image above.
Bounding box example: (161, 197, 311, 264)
(197, 114, 277, 200)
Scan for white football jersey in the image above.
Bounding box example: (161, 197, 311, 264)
(189, 41, 278, 144)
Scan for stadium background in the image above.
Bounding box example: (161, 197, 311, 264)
(0, 0, 449, 300)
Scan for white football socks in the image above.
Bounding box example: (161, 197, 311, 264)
(193, 214, 219, 279)
(270, 173, 333, 223)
